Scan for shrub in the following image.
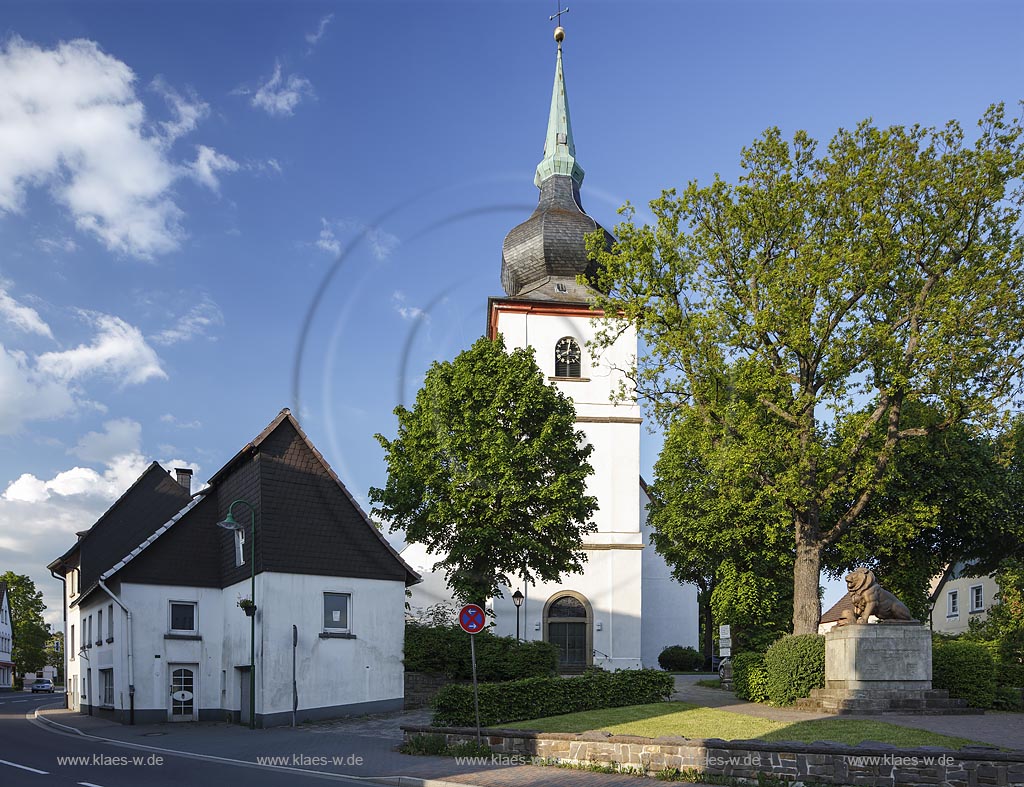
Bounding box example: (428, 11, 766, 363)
(763, 634, 825, 705)
(932, 640, 996, 709)
(731, 652, 770, 703)
(404, 623, 558, 680)
(432, 668, 674, 727)
(992, 685, 1024, 711)
(658, 645, 704, 672)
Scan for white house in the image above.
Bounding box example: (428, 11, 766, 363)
(402, 29, 699, 670)
(929, 562, 1001, 635)
(49, 409, 418, 726)
(0, 581, 13, 691)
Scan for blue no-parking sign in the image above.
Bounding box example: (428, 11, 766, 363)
(459, 603, 486, 634)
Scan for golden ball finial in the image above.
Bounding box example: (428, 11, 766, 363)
(554, 26, 565, 43)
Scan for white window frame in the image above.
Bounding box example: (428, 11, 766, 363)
(96, 609, 103, 645)
(168, 601, 198, 634)
(100, 668, 114, 706)
(234, 529, 245, 568)
(947, 589, 959, 617)
(107, 603, 114, 641)
(969, 584, 984, 613)
(322, 592, 351, 634)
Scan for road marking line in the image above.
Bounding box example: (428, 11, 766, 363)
(0, 758, 49, 774)
(79, 782, 106, 787)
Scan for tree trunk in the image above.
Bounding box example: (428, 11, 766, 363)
(792, 525, 822, 635)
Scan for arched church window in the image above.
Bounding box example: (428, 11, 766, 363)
(554, 337, 582, 378)
(548, 595, 586, 618)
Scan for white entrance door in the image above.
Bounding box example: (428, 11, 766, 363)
(168, 664, 197, 722)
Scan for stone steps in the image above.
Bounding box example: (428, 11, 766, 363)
(796, 687, 983, 715)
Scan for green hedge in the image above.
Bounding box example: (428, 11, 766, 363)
(763, 634, 825, 706)
(405, 623, 558, 681)
(932, 640, 996, 709)
(731, 652, 770, 704)
(432, 668, 675, 727)
(658, 645, 704, 672)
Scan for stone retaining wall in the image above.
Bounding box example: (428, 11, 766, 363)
(403, 725, 1024, 786)
(404, 672, 468, 710)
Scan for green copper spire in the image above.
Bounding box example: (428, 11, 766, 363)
(534, 27, 585, 189)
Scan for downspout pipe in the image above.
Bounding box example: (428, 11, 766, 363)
(48, 568, 68, 708)
(97, 579, 134, 725)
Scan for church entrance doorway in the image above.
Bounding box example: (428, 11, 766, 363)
(543, 592, 593, 671)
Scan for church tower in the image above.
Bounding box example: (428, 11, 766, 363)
(403, 25, 698, 670)
(484, 25, 696, 671)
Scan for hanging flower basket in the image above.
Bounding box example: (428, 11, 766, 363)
(238, 598, 256, 616)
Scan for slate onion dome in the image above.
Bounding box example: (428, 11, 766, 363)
(500, 25, 614, 303)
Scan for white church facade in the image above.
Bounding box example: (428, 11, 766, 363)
(401, 26, 698, 671)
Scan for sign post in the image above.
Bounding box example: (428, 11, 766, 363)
(458, 604, 486, 744)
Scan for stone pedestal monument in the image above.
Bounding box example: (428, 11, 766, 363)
(797, 568, 980, 715)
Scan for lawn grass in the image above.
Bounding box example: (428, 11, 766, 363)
(503, 702, 981, 749)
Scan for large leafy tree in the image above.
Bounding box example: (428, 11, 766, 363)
(649, 410, 793, 655)
(1, 571, 50, 676)
(589, 105, 1024, 634)
(370, 335, 598, 604)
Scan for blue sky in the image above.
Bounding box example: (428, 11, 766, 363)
(1, 0, 1022, 627)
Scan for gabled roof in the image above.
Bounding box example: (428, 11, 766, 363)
(47, 462, 193, 590)
(820, 592, 855, 625)
(0, 581, 8, 611)
(61, 408, 419, 597)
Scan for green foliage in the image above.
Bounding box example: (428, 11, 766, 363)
(404, 622, 558, 680)
(0, 571, 50, 675)
(730, 652, 770, 703)
(431, 669, 675, 727)
(932, 640, 996, 708)
(658, 645, 704, 672)
(371, 335, 598, 604)
(763, 634, 825, 705)
(648, 412, 793, 652)
(992, 685, 1024, 711)
(588, 105, 1024, 634)
(399, 733, 450, 756)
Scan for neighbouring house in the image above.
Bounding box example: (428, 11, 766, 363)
(23, 666, 59, 685)
(401, 29, 699, 671)
(0, 582, 12, 691)
(929, 562, 1000, 635)
(48, 408, 419, 726)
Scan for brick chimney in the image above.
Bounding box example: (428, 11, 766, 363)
(174, 468, 193, 493)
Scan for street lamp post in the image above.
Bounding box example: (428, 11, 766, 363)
(217, 499, 257, 730)
(512, 590, 524, 641)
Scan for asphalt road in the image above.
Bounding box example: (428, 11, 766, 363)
(0, 693, 378, 787)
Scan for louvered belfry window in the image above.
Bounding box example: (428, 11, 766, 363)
(555, 337, 582, 378)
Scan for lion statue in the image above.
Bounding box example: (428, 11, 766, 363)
(836, 567, 914, 626)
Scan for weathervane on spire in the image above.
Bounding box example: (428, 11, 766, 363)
(549, 5, 569, 44)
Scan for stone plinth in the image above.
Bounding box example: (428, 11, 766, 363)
(796, 622, 980, 714)
(825, 622, 931, 690)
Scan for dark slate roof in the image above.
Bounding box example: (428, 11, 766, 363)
(500, 174, 613, 302)
(47, 462, 193, 593)
(0, 581, 7, 611)
(820, 592, 855, 624)
(64, 408, 420, 594)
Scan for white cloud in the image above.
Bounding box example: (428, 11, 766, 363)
(36, 236, 78, 254)
(189, 145, 239, 192)
(305, 14, 334, 50)
(0, 281, 53, 338)
(0, 424, 202, 626)
(249, 61, 313, 117)
(37, 313, 166, 386)
(0, 38, 231, 259)
(70, 417, 142, 465)
(0, 344, 76, 434)
(392, 291, 427, 322)
(316, 218, 341, 255)
(151, 76, 208, 145)
(150, 295, 224, 346)
(314, 218, 400, 261)
(160, 413, 202, 429)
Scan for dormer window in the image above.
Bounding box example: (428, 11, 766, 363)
(555, 337, 582, 378)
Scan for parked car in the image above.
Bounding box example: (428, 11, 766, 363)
(30, 679, 55, 693)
